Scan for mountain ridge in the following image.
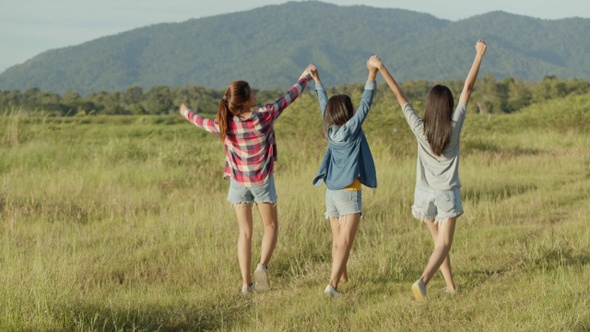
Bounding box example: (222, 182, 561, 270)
(1, 1, 589, 94)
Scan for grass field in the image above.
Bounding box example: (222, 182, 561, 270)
(0, 91, 589, 331)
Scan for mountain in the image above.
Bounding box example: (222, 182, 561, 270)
(1, 1, 589, 95)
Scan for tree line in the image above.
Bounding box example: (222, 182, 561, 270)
(1, 75, 589, 117)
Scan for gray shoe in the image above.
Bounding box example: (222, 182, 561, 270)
(241, 282, 255, 296)
(442, 287, 457, 296)
(254, 264, 269, 292)
(323, 285, 341, 297)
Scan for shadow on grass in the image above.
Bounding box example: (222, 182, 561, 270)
(532, 248, 590, 272)
(462, 139, 542, 156)
(57, 297, 253, 331)
(462, 183, 537, 204)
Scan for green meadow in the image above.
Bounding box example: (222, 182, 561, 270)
(0, 90, 589, 331)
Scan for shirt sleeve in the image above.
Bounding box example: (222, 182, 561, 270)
(339, 80, 376, 136)
(315, 81, 329, 117)
(452, 100, 467, 124)
(450, 100, 467, 141)
(402, 102, 424, 137)
(260, 74, 311, 119)
(184, 110, 220, 135)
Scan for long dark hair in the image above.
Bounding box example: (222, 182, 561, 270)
(322, 95, 354, 137)
(423, 85, 454, 156)
(216, 80, 252, 141)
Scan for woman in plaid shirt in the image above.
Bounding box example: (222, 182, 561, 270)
(180, 65, 312, 295)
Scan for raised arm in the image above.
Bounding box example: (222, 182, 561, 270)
(459, 40, 487, 105)
(179, 103, 220, 135)
(263, 65, 313, 118)
(368, 55, 408, 108)
(309, 64, 329, 116)
(338, 60, 378, 135)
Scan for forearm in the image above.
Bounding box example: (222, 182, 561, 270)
(358, 81, 376, 114)
(378, 64, 408, 107)
(460, 53, 484, 103)
(184, 109, 220, 134)
(368, 70, 377, 81)
(268, 74, 310, 116)
(464, 54, 484, 93)
(315, 82, 328, 115)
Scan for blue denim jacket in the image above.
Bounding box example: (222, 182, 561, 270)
(312, 80, 377, 190)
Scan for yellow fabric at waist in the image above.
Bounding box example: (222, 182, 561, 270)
(343, 178, 361, 191)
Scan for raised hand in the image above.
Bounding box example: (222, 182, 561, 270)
(180, 103, 190, 117)
(475, 40, 487, 57)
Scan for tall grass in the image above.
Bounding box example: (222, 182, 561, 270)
(0, 93, 589, 331)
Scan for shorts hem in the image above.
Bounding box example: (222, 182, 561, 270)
(434, 211, 463, 224)
(228, 200, 254, 208)
(325, 211, 363, 220)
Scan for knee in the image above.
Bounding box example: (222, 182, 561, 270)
(434, 241, 452, 253)
(334, 238, 351, 250)
(239, 229, 253, 241)
(264, 221, 278, 232)
(332, 242, 340, 251)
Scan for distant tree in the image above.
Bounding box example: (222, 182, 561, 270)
(532, 75, 568, 103)
(504, 78, 533, 113)
(142, 86, 173, 115)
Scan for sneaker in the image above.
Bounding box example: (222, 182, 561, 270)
(323, 285, 341, 298)
(442, 287, 457, 296)
(254, 264, 269, 292)
(241, 282, 255, 296)
(412, 280, 428, 302)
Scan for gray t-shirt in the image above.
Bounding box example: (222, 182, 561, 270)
(402, 101, 467, 191)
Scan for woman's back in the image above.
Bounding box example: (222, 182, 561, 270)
(402, 100, 467, 191)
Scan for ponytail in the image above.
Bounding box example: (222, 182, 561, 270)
(216, 81, 252, 142)
(216, 97, 231, 141)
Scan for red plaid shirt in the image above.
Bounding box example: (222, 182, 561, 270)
(184, 73, 310, 187)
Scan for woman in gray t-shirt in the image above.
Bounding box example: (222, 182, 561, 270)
(369, 40, 487, 302)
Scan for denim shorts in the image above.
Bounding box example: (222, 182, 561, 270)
(325, 189, 362, 219)
(411, 186, 463, 223)
(227, 174, 277, 204)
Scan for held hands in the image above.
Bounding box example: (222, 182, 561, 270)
(475, 39, 487, 57)
(368, 55, 383, 71)
(302, 64, 315, 78)
(367, 55, 381, 80)
(308, 64, 320, 82)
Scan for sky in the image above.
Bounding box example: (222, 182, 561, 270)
(1, 0, 589, 73)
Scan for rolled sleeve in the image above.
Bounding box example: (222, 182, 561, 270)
(364, 80, 376, 90)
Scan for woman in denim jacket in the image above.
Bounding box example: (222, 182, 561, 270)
(309, 60, 378, 297)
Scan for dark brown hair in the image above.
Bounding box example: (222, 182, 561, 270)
(423, 85, 454, 156)
(322, 95, 354, 137)
(216, 80, 252, 141)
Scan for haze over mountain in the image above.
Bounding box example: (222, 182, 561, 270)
(1, 1, 589, 95)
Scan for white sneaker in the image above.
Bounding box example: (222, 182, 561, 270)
(412, 280, 428, 302)
(442, 287, 457, 296)
(241, 282, 255, 296)
(323, 285, 341, 298)
(254, 264, 269, 292)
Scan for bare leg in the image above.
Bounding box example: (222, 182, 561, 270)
(330, 218, 348, 283)
(234, 203, 254, 286)
(420, 217, 457, 286)
(328, 213, 361, 290)
(255, 202, 278, 266)
(425, 219, 456, 291)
